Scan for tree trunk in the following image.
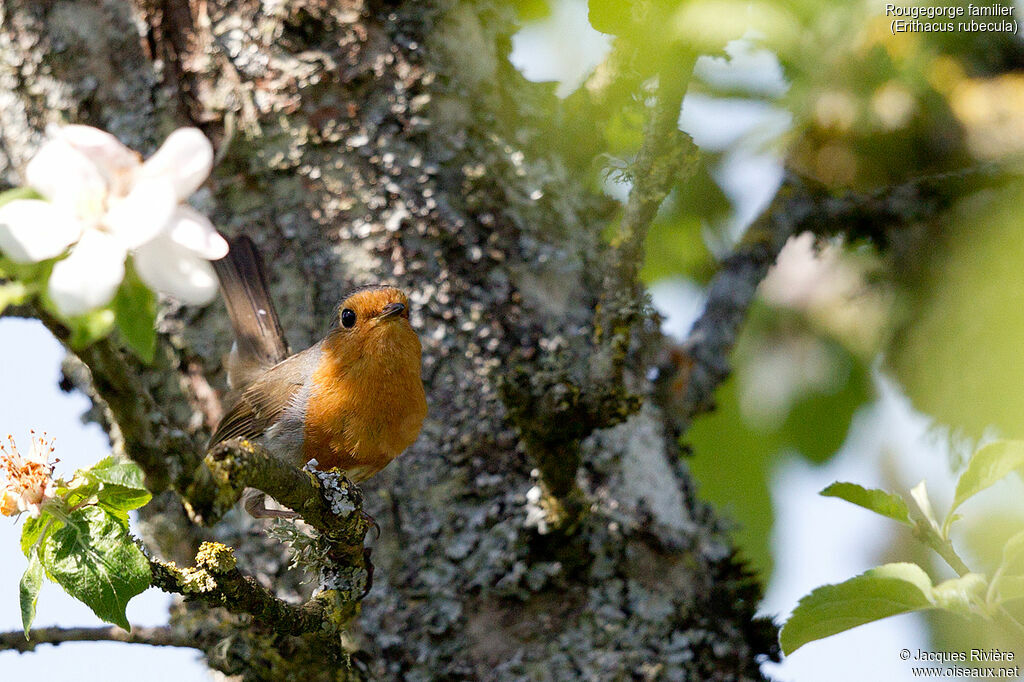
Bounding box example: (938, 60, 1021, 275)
(0, 1, 775, 679)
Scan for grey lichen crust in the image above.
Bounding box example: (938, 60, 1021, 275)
(0, 1, 776, 680)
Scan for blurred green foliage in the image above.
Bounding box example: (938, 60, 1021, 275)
(513, 0, 1024, 654)
(891, 180, 1024, 442)
(686, 306, 872, 576)
(512, 0, 552, 22)
(639, 207, 709, 283)
(936, 508, 1024, 659)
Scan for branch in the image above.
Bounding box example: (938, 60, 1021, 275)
(0, 625, 199, 653)
(501, 54, 699, 536)
(184, 439, 370, 539)
(3, 303, 201, 493)
(597, 53, 699, 371)
(676, 166, 1006, 423)
(180, 440, 373, 606)
(149, 543, 357, 636)
(609, 54, 697, 286)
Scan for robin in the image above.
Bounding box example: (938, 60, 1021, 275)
(209, 236, 427, 517)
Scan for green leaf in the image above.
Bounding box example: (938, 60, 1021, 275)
(62, 487, 100, 511)
(58, 472, 100, 507)
(19, 551, 44, 638)
(0, 252, 55, 284)
(952, 441, 1024, 517)
(993, 576, 1024, 603)
(821, 482, 912, 526)
(0, 186, 42, 208)
(39, 506, 151, 630)
(996, 528, 1024, 577)
(671, 1, 798, 53)
(97, 485, 152, 515)
(780, 563, 936, 655)
(990, 529, 1024, 605)
(65, 307, 116, 350)
(587, 0, 634, 35)
(75, 457, 151, 517)
(20, 514, 59, 558)
(86, 456, 147, 490)
(932, 573, 986, 615)
(513, 0, 551, 22)
(113, 264, 157, 364)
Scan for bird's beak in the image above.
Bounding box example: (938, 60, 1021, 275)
(379, 302, 406, 319)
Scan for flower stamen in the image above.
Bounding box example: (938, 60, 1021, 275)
(0, 431, 57, 518)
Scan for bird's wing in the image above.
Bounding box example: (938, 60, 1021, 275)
(209, 348, 316, 447)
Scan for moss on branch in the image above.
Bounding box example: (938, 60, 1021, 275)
(608, 53, 698, 287)
(150, 543, 355, 637)
(499, 56, 696, 536)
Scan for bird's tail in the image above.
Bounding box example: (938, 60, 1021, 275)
(213, 235, 289, 387)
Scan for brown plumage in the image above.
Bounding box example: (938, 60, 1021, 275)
(210, 237, 427, 514)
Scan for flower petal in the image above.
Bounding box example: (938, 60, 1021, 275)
(0, 199, 82, 263)
(0, 490, 18, 516)
(165, 206, 228, 259)
(25, 137, 108, 213)
(134, 232, 218, 305)
(54, 124, 141, 188)
(104, 177, 177, 249)
(139, 128, 214, 200)
(48, 230, 126, 316)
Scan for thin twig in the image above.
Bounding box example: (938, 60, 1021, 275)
(0, 625, 199, 653)
(610, 53, 697, 284)
(678, 167, 1006, 423)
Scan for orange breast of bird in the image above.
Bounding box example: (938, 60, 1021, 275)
(302, 309, 427, 482)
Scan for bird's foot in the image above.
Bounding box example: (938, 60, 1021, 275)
(243, 489, 299, 520)
(358, 509, 380, 540)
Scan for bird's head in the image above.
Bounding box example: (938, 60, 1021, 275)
(325, 285, 420, 368)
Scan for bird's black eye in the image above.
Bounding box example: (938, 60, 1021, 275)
(341, 308, 357, 328)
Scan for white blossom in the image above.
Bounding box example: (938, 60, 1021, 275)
(0, 125, 228, 316)
(0, 432, 57, 518)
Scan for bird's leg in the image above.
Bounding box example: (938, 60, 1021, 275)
(360, 509, 381, 540)
(360, 546, 374, 598)
(243, 488, 299, 520)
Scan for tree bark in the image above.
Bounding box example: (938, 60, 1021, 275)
(0, 1, 776, 679)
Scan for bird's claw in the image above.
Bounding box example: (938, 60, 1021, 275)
(359, 509, 380, 541)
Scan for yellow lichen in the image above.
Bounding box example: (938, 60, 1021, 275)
(195, 541, 237, 573)
(180, 567, 217, 593)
